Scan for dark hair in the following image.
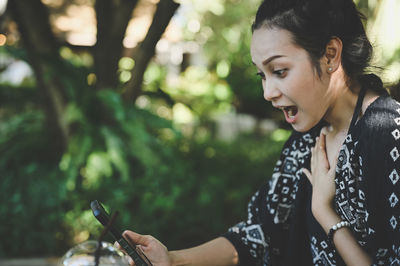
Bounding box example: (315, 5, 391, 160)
(252, 0, 384, 92)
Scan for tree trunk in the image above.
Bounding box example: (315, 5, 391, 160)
(123, 0, 180, 103)
(7, 0, 69, 158)
(94, 0, 138, 90)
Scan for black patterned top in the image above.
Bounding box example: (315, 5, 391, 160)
(223, 92, 400, 266)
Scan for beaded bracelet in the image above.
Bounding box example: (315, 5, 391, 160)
(327, 221, 350, 248)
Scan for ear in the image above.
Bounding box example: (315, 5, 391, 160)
(324, 37, 343, 73)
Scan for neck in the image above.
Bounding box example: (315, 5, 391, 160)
(323, 79, 361, 135)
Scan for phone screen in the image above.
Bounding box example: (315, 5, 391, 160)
(90, 200, 152, 266)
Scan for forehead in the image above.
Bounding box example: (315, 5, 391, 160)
(250, 27, 303, 65)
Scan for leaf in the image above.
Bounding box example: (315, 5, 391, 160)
(101, 126, 130, 181)
(97, 89, 126, 122)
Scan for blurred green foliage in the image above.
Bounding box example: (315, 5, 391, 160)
(0, 40, 287, 257)
(0, 70, 287, 256)
(199, 0, 279, 119)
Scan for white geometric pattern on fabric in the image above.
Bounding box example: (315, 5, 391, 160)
(244, 224, 268, 247)
(390, 246, 400, 265)
(392, 129, 400, 140)
(310, 236, 337, 266)
(389, 192, 399, 208)
(390, 257, 400, 266)
(390, 147, 400, 162)
(389, 169, 400, 185)
(390, 216, 397, 230)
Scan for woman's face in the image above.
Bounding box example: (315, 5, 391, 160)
(251, 27, 332, 132)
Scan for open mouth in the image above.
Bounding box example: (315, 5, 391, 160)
(277, 105, 298, 123)
(283, 106, 298, 118)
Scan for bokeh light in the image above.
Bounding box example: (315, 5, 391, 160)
(0, 34, 6, 46)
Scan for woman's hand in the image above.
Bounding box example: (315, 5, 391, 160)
(116, 230, 171, 266)
(302, 129, 337, 219)
(303, 130, 373, 265)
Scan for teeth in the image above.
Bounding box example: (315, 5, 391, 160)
(284, 106, 297, 118)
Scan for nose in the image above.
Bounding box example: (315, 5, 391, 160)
(263, 80, 281, 101)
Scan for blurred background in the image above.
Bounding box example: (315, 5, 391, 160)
(0, 0, 399, 259)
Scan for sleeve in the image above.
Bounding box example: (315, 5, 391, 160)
(361, 98, 400, 265)
(221, 129, 310, 266)
(373, 121, 400, 265)
(222, 183, 270, 266)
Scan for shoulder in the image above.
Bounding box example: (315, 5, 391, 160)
(359, 94, 400, 159)
(361, 93, 400, 134)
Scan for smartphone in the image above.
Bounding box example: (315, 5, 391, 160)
(90, 200, 152, 266)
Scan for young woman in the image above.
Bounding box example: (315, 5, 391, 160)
(121, 0, 400, 265)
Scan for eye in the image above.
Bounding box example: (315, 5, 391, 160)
(256, 72, 266, 80)
(273, 69, 287, 78)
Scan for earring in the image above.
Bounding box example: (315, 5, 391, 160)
(328, 67, 333, 72)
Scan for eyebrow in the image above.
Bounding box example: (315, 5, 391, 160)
(262, 55, 284, 65)
(252, 55, 285, 66)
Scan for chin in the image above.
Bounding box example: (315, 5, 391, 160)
(290, 120, 319, 133)
(291, 124, 309, 133)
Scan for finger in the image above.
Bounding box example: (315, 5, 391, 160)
(123, 230, 151, 247)
(312, 136, 318, 152)
(314, 137, 320, 154)
(320, 126, 329, 135)
(114, 241, 121, 250)
(311, 147, 316, 165)
(114, 241, 135, 265)
(319, 133, 330, 169)
(127, 256, 134, 266)
(320, 131, 326, 150)
(312, 136, 319, 159)
(302, 168, 313, 184)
